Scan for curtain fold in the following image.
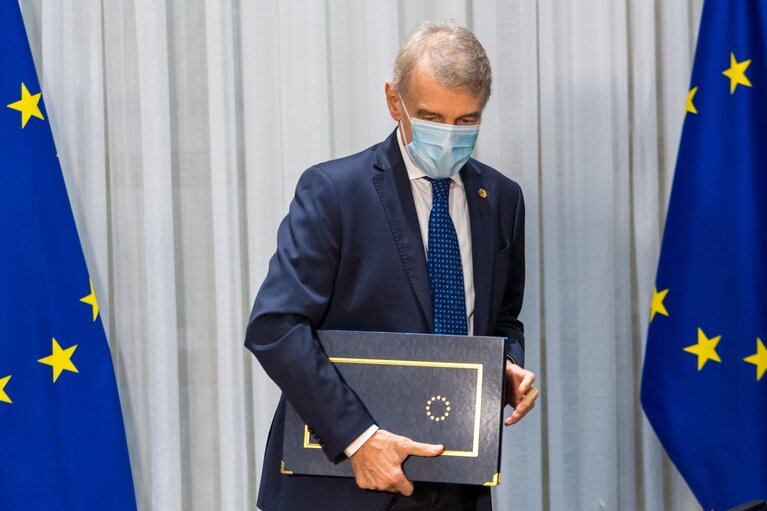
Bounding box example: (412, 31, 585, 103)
(132, 0, 185, 509)
(20, 0, 704, 509)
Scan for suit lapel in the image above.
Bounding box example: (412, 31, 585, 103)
(372, 132, 434, 331)
(462, 163, 494, 336)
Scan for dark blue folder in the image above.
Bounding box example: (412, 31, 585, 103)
(282, 330, 506, 486)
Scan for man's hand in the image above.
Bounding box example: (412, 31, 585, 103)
(504, 359, 539, 426)
(348, 429, 443, 495)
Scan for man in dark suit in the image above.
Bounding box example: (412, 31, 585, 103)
(245, 21, 539, 511)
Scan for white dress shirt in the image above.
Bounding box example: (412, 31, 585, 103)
(344, 128, 476, 457)
(396, 127, 475, 333)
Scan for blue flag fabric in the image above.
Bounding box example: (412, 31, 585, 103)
(641, 1, 767, 509)
(0, 3, 136, 509)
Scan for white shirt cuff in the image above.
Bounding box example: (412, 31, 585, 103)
(344, 424, 379, 457)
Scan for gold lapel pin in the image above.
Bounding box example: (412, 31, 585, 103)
(478, 188, 487, 199)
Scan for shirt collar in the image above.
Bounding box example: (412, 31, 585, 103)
(396, 126, 463, 186)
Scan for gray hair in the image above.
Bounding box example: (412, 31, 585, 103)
(391, 21, 492, 104)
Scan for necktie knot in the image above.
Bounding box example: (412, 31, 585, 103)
(425, 177, 451, 202)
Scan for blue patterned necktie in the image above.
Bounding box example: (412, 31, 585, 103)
(426, 178, 468, 335)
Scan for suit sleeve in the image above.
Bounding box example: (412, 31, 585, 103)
(494, 182, 526, 367)
(244, 165, 375, 461)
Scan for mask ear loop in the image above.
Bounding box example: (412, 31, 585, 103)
(397, 93, 413, 122)
(397, 93, 413, 145)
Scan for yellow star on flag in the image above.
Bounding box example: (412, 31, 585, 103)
(80, 280, 99, 322)
(650, 287, 669, 322)
(743, 338, 767, 381)
(0, 375, 11, 404)
(723, 52, 752, 94)
(38, 337, 79, 383)
(684, 328, 722, 371)
(6, 82, 44, 128)
(686, 87, 699, 114)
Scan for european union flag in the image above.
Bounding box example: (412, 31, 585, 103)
(641, 1, 767, 508)
(0, 3, 136, 509)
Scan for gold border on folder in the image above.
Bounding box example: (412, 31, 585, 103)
(302, 357, 483, 458)
(482, 473, 501, 486)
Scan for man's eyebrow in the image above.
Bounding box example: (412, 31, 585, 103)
(415, 108, 441, 117)
(414, 109, 482, 119)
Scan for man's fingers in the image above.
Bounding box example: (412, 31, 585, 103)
(397, 477, 414, 496)
(505, 403, 530, 426)
(518, 371, 536, 394)
(349, 431, 432, 495)
(402, 439, 444, 457)
(516, 387, 539, 412)
(505, 387, 539, 426)
(516, 396, 536, 416)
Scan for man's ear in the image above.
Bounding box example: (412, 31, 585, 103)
(384, 82, 402, 122)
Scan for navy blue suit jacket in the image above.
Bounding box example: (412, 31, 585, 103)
(245, 130, 525, 511)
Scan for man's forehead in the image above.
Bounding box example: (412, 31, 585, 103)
(402, 86, 482, 118)
(403, 64, 485, 113)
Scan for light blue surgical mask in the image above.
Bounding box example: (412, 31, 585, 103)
(399, 94, 480, 179)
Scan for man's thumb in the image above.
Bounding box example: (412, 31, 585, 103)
(405, 441, 444, 457)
